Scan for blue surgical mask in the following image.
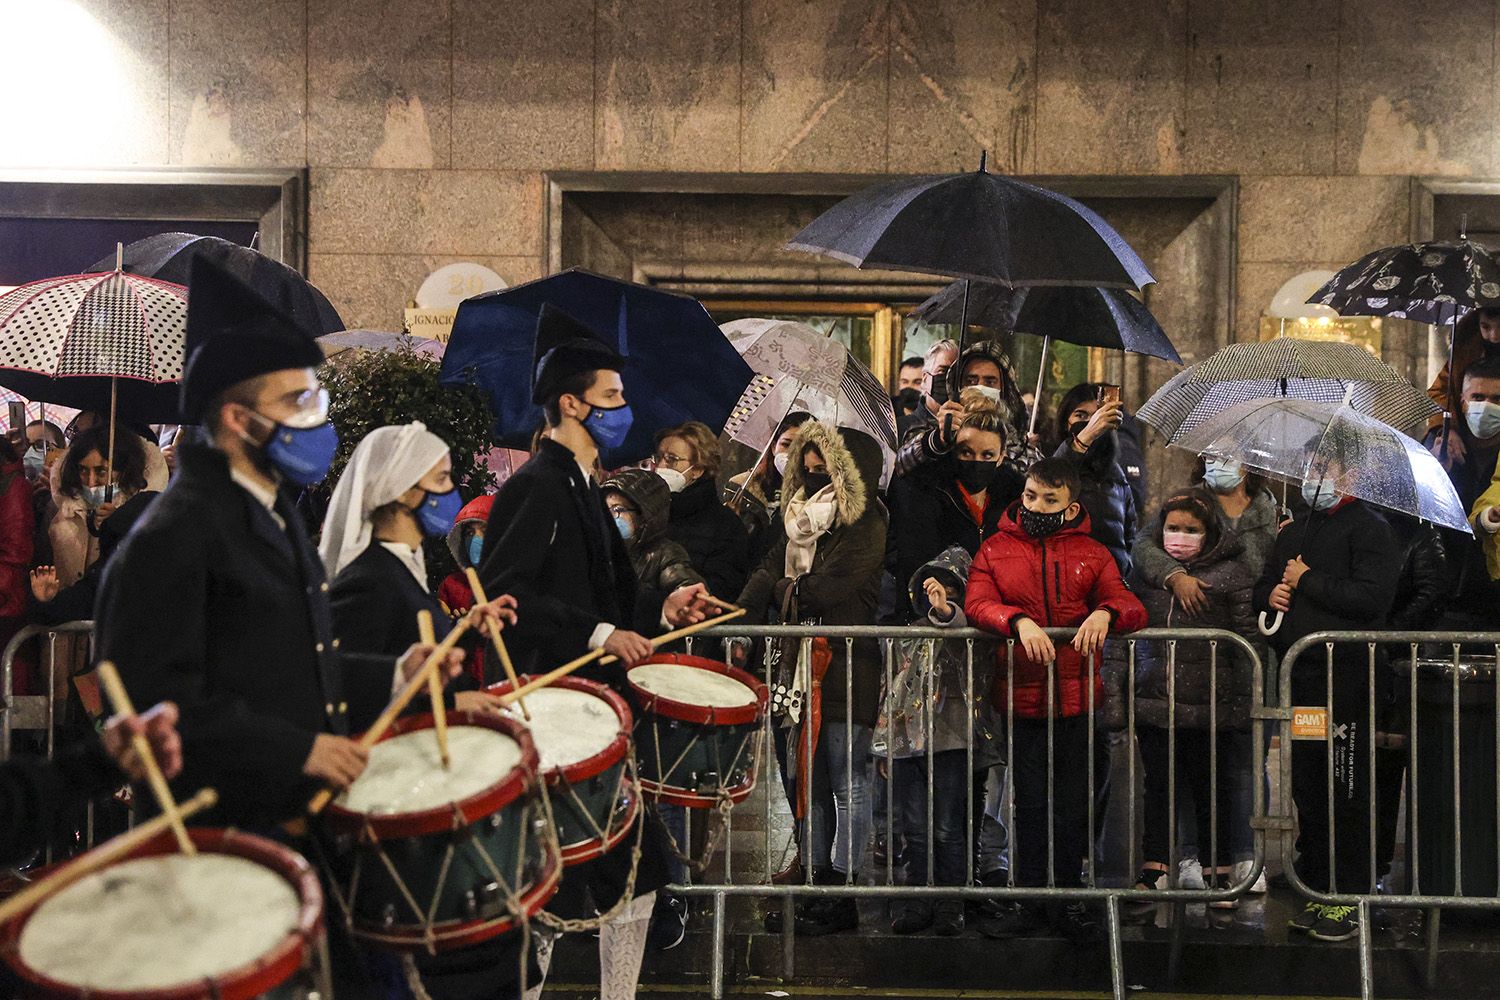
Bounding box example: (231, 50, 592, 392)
(415, 488, 462, 537)
(582, 402, 634, 450)
(82, 484, 110, 509)
(467, 534, 484, 567)
(257, 418, 339, 487)
(23, 446, 45, 479)
(613, 513, 635, 540)
(1202, 458, 1245, 493)
(1301, 477, 1340, 511)
(1467, 400, 1500, 440)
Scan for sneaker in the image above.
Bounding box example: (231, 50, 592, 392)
(646, 891, 687, 951)
(1234, 859, 1268, 894)
(977, 900, 1047, 939)
(932, 900, 964, 937)
(1288, 901, 1324, 933)
(1309, 904, 1359, 942)
(891, 901, 933, 935)
(1126, 868, 1166, 916)
(1177, 858, 1206, 890)
(1053, 901, 1104, 945)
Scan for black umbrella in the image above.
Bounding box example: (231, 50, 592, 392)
(915, 280, 1181, 433)
(87, 232, 344, 336)
(786, 153, 1154, 348)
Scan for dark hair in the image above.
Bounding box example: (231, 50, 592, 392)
(899, 356, 923, 371)
(1462, 354, 1500, 386)
(1158, 490, 1221, 554)
(1025, 456, 1081, 502)
(59, 426, 146, 497)
(541, 370, 600, 427)
(26, 420, 64, 449)
(204, 375, 269, 437)
(1481, 307, 1500, 320)
(0, 438, 18, 466)
(1054, 382, 1105, 444)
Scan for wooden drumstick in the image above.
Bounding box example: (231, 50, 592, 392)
(417, 610, 450, 770)
(0, 787, 218, 928)
(463, 567, 529, 720)
(597, 607, 748, 666)
(95, 661, 195, 855)
(697, 593, 743, 614)
(306, 618, 472, 815)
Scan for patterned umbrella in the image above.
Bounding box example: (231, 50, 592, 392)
(1137, 338, 1439, 442)
(1309, 239, 1500, 326)
(720, 318, 897, 487)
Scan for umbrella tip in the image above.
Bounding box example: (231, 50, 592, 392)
(978, 150, 987, 173)
(1461, 212, 1469, 241)
(115, 242, 123, 272)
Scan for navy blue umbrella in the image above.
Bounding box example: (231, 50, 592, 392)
(440, 268, 754, 466)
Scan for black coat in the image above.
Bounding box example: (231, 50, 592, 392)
(1385, 516, 1450, 632)
(667, 476, 750, 600)
(1053, 431, 1137, 577)
(331, 543, 453, 656)
(0, 740, 117, 866)
(887, 456, 1023, 621)
(94, 444, 395, 829)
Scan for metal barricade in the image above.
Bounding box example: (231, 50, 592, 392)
(1276, 630, 1500, 1000)
(1, 621, 95, 762)
(667, 623, 1268, 1000)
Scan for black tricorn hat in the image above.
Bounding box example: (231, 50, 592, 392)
(179, 257, 325, 422)
(530, 302, 625, 404)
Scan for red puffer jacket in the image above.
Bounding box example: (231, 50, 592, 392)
(966, 504, 1146, 718)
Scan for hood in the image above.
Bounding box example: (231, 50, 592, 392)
(445, 493, 494, 566)
(782, 420, 881, 525)
(603, 467, 671, 545)
(997, 500, 1094, 542)
(1150, 504, 1244, 567)
(909, 544, 972, 617)
(945, 339, 1027, 432)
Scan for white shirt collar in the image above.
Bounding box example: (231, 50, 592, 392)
(379, 541, 428, 588)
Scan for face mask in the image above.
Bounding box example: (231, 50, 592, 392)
(802, 471, 832, 496)
(613, 513, 635, 540)
(82, 484, 110, 509)
(1018, 505, 1068, 538)
(251, 416, 339, 487)
(1162, 530, 1204, 561)
(956, 459, 1000, 494)
(929, 376, 950, 405)
(772, 452, 790, 477)
(896, 387, 921, 412)
(467, 534, 484, 567)
(581, 401, 634, 450)
(23, 446, 44, 479)
(966, 385, 1004, 406)
(414, 488, 462, 537)
(656, 467, 688, 493)
(1202, 458, 1245, 493)
(1301, 477, 1340, 511)
(1467, 400, 1500, 440)
(1068, 419, 1089, 439)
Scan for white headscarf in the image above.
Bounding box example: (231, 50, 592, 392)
(319, 422, 451, 581)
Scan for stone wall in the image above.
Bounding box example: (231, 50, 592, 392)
(5, 0, 1495, 339)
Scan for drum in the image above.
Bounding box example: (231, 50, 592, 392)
(486, 676, 639, 865)
(1, 828, 327, 1000)
(320, 711, 559, 952)
(626, 654, 769, 808)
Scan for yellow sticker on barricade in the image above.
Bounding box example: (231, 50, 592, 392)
(1292, 707, 1328, 740)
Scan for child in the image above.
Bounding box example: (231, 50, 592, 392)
(1126, 490, 1256, 911)
(965, 457, 1146, 942)
(438, 494, 493, 684)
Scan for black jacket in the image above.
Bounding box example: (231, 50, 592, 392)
(887, 456, 1023, 622)
(1053, 431, 1137, 577)
(1385, 515, 1449, 632)
(0, 740, 118, 866)
(667, 476, 750, 601)
(94, 444, 395, 829)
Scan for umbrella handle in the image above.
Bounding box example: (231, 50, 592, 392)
(1257, 610, 1283, 637)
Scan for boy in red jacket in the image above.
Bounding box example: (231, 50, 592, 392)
(965, 457, 1146, 942)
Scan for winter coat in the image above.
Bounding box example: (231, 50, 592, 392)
(667, 475, 750, 600)
(1386, 516, 1449, 631)
(965, 504, 1147, 719)
(887, 454, 1024, 621)
(1120, 525, 1257, 730)
(1132, 488, 1279, 587)
(0, 460, 32, 620)
(604, 468, 703, 614)
(1052, 431, 1137, 577)
(738, 421, 888, 727)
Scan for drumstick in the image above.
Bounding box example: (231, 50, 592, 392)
(95, 661, 195, 856)
(597, 607, 748, 667)
(464, 567, 529, 720)
(0, 787, 217, 927)
(306, 618, 472, 815)
(697, 593, 743, 613)
(417, 610, 450, 770)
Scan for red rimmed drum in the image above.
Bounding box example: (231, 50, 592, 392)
(320, 711, 560, 952)
(485, 676, 639, 865)
(626, 654, 769, 808)
(1, 828, 326, 1000)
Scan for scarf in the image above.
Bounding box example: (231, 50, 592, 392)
(783, 484, 838, 578)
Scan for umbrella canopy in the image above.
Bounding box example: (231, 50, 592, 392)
(318, 330, 445, 361)
(720, 318, 897, 486)
(913, 280, 1181, 364)
(786, 155, 1154, 290)
(1173, 396, 1469, 534)
(88, 232, 344, 336)
(1309, 239, 1500, 326)
(0, 271, 188, 420)
(1137, 338, 1440, 441)
(440, 268, 754, 466)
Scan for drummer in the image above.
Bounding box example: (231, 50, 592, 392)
(476, 303, 713, 1000)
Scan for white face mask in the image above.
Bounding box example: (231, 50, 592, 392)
(772, 452, 789, 477)
(655, 467, 688, 493)
(1467, 400, 1500, 440)
(965, 385, 1003, 406)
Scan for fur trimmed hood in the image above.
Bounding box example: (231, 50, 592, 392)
(781, 420, 882, 525)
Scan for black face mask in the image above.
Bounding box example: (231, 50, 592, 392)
(1018, 505, 1068, 538)
(802, 471, 832, 496)
(896, 388, 922, 413)
(929, 377, 950, 406)
(1068, 419, 1088, 439)
(956, 459, 1000, 494)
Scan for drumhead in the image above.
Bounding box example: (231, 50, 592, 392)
(19, 854, 301, 992)
(504, 686, 620, 772)
(630, 662, 757, 709)
(339, 724, 522, 816)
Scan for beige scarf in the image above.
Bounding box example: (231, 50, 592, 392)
(783, 484, 838, 578)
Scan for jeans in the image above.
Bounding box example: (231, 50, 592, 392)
(810, 721, 874, 877)
(1011, 715, 1091, 888)
(1138, 725, 1236, 871)
(657, 803, 688, 884)
(893, 750, 969, 886)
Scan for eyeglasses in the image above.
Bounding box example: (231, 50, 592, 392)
(607, 504, 638, 519)
(653, 451, 692, 469)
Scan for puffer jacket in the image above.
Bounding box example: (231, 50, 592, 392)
(603, 468, 703, 610)
(965, 504, 1147, 719)
(738, 421, 888, 727)
(1133, 487, 1279, 587)
(1052, 430, 1137, 577)
(1120, 523, 1257, 730)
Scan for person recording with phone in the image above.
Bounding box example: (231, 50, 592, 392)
(1052, 382, 1137, 576)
